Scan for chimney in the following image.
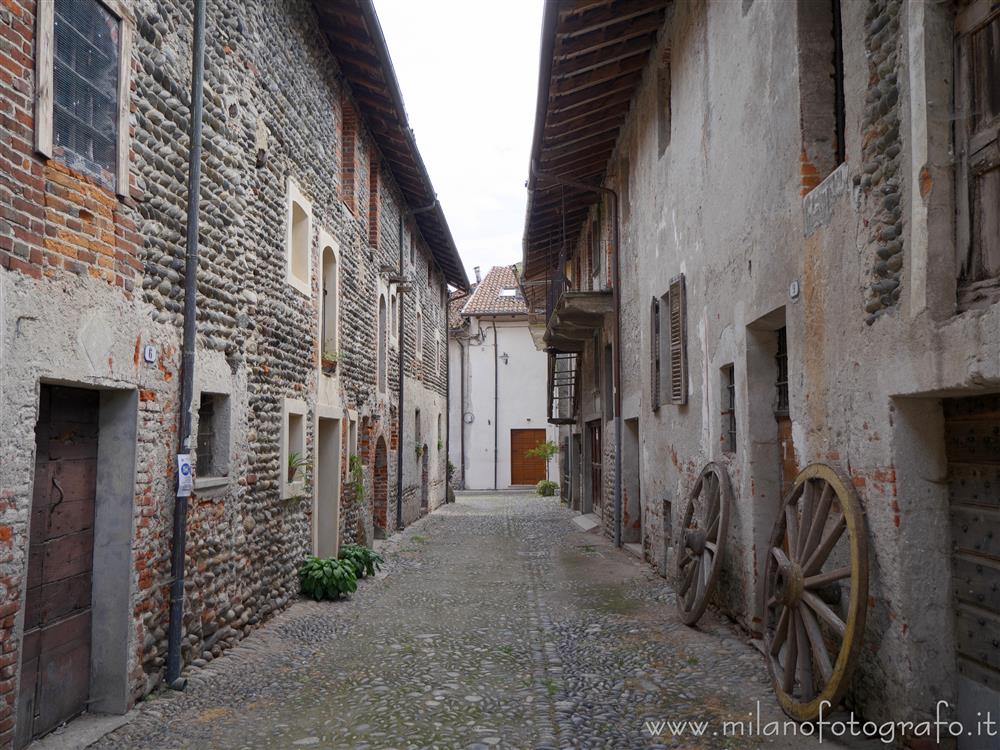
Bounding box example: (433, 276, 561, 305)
(474, 266, 481, 284)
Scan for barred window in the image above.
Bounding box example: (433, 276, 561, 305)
(36, 0, 132, 194)
(721, 365, 736, 454)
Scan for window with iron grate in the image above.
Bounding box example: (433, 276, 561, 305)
(775, 327, 789, 416)
(721, 365, 736, 454)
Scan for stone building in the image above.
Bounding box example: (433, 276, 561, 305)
(522, 0, 999, 741)
(0, 0, 466, 745)
(448, 265, 556, 490)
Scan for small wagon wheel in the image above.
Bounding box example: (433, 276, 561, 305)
(763, 463, 869, 721)
(674, 462, 732, 625)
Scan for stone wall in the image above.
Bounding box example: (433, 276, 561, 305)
(0, 0, 453, 741)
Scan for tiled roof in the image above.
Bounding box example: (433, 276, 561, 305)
(460, 266, 528, 317)
(448, 289, 469, 330)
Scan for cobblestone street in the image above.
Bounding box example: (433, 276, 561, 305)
(93, 494, 850, 749)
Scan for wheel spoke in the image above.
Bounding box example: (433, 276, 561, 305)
(707, 513, 720, 542)
(771, 545, 792, 569)
(770, 606, 790, 655)
(795, 610, 814, 701)
(704, 540, 717, 555)
(799, 605, 834, 684)
(797, 481, 815, 561)
(802, 590, 846, 638)
(803, 514, 846, 576)
(781, 610, 799, 693)
(801, 482, 834, 561)
(785, 505, 799, 562)
(679, 556, 697, 594)
(804, 566, 851, 589)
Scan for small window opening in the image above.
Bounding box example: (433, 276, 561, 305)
(721, 364, 736, 454)
(775, 327, 789, 416)
(196, 393, 230, 478)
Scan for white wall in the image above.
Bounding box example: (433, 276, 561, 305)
(451, 316, 556, 490)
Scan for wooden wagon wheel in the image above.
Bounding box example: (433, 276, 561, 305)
(763, 463, 869, 721)
(674, 462, 732, 625)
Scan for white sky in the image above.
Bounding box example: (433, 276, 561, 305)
(372, 0, 544, 287)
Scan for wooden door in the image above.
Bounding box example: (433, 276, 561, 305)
(944, 395, 1000, 735)
(589, 421, 602, 511)
(17, 386, 99, 748)
(510, 429, 546, 485)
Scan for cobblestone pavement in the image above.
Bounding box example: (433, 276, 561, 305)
(94, 493, 858, 749)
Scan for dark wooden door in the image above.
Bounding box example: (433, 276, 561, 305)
(589, 422, 602, 511)
(944, 395, 1000, 724)
(510, 429, 546, 485)
(17, 386, 98, 748)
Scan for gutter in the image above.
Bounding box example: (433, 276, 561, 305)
(167, 0, 206, 689)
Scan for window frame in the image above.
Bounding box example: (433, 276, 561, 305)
(720, 364, 736, 454)
(281, 398, 309, 499)
(286, 177, 313, 296)
(665, 274, 688, 405)
(35, 0, 133, 197)
(955, 0, 1000, 310)
(319, 229, 340, 372)
(194, 391, 231, 487)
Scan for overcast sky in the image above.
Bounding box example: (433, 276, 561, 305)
(373, 0, 544, 287)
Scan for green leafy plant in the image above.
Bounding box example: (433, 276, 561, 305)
(415, 444, 424, 459)
(525, 440, 558, 462)
(447, 460, 456, 481)
(321, 349, 339, 373)
(536, 479, 558, 497)
(437, 438, 443, 451)
(298, 555, 357, 600)
(339, 543, 385, 578)
(349, 454, 364, 505)
(288, 451, 311, 483)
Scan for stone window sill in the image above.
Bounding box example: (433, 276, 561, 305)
(194, 476, 230, 497)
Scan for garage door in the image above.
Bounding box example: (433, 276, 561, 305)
(945, 394, 1000, 736)
(510, 429, 547, 485)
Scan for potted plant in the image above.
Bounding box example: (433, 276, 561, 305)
(321, 349, 339, 374)
(288, 451, 311, 483)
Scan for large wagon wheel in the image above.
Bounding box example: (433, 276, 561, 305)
(763, 463, 869, 721)
(674, 462, 732, 625)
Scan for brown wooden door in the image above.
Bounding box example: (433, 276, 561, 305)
(589, 421, 602, 511)
(17, 386, 98, 748)
(510, 429, 546, 485)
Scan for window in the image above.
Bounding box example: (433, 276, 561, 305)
(775, 327, 789, 415)
(377, 295, 387, 392)
(666, 274, 688, 405)
(650, 297, 661, 410)
(196, 393, 230, 481)
(348, 417, 358, 460)
(321, 238, 338, 371)
(721, 365, 736, 454)
(657, 53, 672, 158)
(796, 0, 845, 194)
(416, 310, 424, 359)
(36, 0, 133, 195)
(390, 294, 398, 342)
(956, 1, 1000, 310)
(282, 398, 308, 499)
(286, 178, 312, 295)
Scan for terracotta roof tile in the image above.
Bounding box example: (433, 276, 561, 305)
(460, 266, 528, 317)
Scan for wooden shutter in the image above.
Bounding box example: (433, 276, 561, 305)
(667, 274, 687, 405)
(650, 297, 660, 410)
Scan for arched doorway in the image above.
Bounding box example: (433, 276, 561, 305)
(373, 437, 388, 538)
(420, 444, 429, 511)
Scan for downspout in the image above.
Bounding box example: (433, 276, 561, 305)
(493, 316, 499, 491)
(457, 335, 466, 488)
(529, 165, 623, 547)
(444, 304, 450, 501)
(167, 0, 206, 689)
(396, 200, 438, 530)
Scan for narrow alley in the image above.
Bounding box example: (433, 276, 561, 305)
(89, 493, 830, 750)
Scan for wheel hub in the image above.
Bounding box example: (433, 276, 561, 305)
(684, 528, 707, 555)
(774, 557, 804, 607)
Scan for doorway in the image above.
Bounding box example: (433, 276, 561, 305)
(17, 385, 136, 749)
(510, 428, 546, 485)
(586, 420, 602, 515)
(420, 445, 429, 511)
(373, 437, 388, 538)
(944, 394, 1000, 747)
(623, 418, 641, 545)
(315, 416, 341, 558)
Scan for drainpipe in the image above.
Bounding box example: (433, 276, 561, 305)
(458, 335, 466, 487)
(529, 164, 623, 547)
(396, 200, 438, 530)
(167, 0, 206, 689)
(444, 306, 450, 502)
(492, 316, 499, 491)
